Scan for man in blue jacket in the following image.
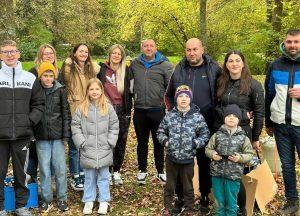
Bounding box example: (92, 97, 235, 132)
(0, 40, 45, 216)
(130, 39, 173, 185)
(265, 29, 300, 215)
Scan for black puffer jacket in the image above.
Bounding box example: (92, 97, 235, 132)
(0, 61, 45, 140)
(215, 78, 264, 141)
(34, 81, 71, 140)
(97, 62, 133, 116)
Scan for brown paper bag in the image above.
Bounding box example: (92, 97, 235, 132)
(241, 175, 258, 216)
(193, 158, 200, 197)
(246, 160, 278, 214)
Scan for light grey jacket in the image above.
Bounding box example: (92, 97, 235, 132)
(71, 103, 119, 169)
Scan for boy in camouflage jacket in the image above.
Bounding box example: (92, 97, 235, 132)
(157, 85, 210, 215)
(205, 104, 254, 216)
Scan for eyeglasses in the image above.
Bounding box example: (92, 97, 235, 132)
(1, 50, 19, 56)
(43, 52, 54, 56)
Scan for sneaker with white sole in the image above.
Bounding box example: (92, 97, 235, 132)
(41, 202, 53, 213)
(98, 202, 109, 215)
(71, 176, 84, 191)
(137, 171, 148, 185)
(15, 207, 32, 216)
(83, 201, 94, 215)
(113, 172, 123, 185)
(157, 173, 167, 183)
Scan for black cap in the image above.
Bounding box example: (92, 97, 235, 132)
(223, 104, 242, 120)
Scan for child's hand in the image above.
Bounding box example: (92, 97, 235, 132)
(229, 152, 241, 162)
(212, 152, 222, 161)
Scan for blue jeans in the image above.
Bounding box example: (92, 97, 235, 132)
(274, 123, 300, 201)
(68, 138, 82, 176)
(36, 140, 67, 202)
(212, 176, 240, 216)
(82, 167, 111, 203)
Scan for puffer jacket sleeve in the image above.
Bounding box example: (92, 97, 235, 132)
(29, 79, 45, 126)
(251, 79, 265, 142)
(157, 113, 170, 146)
(264, 63, 276, 128)
(60, 88, 71, 140)
(71, 108, 85, 149)
(238, 136, 254, 163)
(205, 133, 217, 159)
(107, 104, 119, 148)
(164, 65, 178, 111)
(193, 114, 210, 148)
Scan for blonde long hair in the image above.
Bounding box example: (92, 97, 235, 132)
(108, 44, 126, 94)
(35, 44, 58, 71)
(80, 78, 108, 117)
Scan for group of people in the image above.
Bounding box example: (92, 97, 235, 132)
(0, 28, 298, 216)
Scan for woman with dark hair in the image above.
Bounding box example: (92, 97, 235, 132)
(61, 43, 100, 191)
(97, 44, 132, 185)
(215, 50, 264, 215)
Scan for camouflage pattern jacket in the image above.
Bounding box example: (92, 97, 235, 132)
(157, 104, 210, 164)
(205, 125, 254, 180)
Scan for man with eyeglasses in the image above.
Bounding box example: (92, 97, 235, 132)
(0, 40, 45, 216)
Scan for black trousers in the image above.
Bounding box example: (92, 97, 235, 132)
(112, 105, 131, 172)
(176, 148, 211, 200)
(133, 109, 165, 173)
(0, 139, 30, 210)
(165, 158, 194, 211)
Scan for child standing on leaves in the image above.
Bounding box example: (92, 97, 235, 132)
(205, 104, 254, 216)
(34, 62, 71, 213)
(71, 78, 119, 215)
(157, 85, 210, 216)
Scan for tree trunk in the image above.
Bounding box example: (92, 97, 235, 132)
(272, 0, 283, 32)
(199, 0, 207, 46)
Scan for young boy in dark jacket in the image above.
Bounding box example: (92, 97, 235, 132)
(157, 85, 210, 215)
(34, 62, 71, 213)
(205, 104, 254, 216)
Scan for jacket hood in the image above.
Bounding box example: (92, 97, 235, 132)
(219, 124, 245, 136)
(1, 61, 24, 77)
(137, 51, 168, 68)
(172, 103, 200, 116)
(280, 42, 300, 62)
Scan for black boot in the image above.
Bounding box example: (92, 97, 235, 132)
(279, 199, 299, 215)
(173, 197, 184, 215)
(199, 195, 210, 214)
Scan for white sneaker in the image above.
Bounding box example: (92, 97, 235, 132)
(83, 202, 94, 215)
(113, 172, 123, 185)
(98, 202, 109, 215)
(157, 173, 167, 183)
(137, 171, 148, 185)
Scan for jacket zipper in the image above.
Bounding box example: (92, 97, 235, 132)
(286, 62, 295, 124)
(95, 107, 99, 168)
(178, 113, 184, 158)
(227, 82, 235, 105)
(144, 68, 148, 107)
(12, 68, 15, 139)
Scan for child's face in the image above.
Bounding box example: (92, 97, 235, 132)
(88, 82, 102, 102)
(0, 45, 20, 67)
(224, 114, 239, 128)
(177, 93, 190, 109)
(40, 71, 55, 88)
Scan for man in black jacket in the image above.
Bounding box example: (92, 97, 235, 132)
(165, 38, 221, 213)
(0, 40, 45, 216)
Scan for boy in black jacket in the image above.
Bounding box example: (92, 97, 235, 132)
(0, 40, 45, 216)
(34, 62, 71, 213)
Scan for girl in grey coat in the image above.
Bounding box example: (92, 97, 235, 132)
(71, 78, 119, 215)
